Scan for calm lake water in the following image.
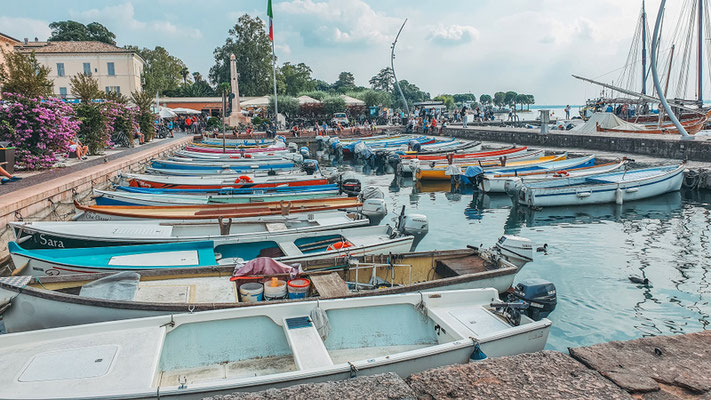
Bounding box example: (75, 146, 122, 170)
(350, 168, 711, 351)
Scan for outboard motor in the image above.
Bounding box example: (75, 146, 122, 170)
(463, 166, 484, 190)
(288, 142, 298, 153)
(503, 177, 524, 196)
(299, 146, 310, 158)
(361, 198, 387, 222)
(301, 159, 319, 175)
(508, 279, 557, 321)
(493, 235, 534, 268)
(386, 153, 401, 174)
(394, 205, 428, 250)
(339, 177, 362, 196)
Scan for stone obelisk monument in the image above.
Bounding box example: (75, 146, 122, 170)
(226, 53, 248, 126)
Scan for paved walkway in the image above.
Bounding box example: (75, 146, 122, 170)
(0, 136, 185, 197)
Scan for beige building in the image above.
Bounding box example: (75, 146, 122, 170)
(0, 33, 21, 68)
(16, 40, 144, 99)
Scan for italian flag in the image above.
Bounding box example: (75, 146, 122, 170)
(267, 0, 274, 41)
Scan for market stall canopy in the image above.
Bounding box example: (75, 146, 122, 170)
(572, 112, 645, 134)
(170, 107, 202, 115)
(158, 107, 177, 119)
(297, 95, 321, 104)
(240, 96, 271, 108)
(340, 95, 366, 105)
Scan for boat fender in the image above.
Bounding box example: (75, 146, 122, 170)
(236, 175, 253, 183)
(469, 341, 487, 362)
(327, 240, 353, 251)
(615, 188, 624, 205)
(553, 170, 569, 177)
(0, 297, 12, 315)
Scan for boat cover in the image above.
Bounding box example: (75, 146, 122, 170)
(231, 257, 302, 278)
(79, 272, 141, 301)
(573, 112, 644, 134)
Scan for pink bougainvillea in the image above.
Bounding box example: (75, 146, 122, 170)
(0, 93, 79, 169)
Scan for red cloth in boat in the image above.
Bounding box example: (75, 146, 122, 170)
(232, 257, 301, 278)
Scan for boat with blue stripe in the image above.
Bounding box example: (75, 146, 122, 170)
(115, 184, 341, 195)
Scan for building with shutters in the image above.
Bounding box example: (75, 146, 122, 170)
(15, 39, 145, 99)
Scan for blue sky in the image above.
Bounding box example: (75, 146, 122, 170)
(0, 1, 686, 104)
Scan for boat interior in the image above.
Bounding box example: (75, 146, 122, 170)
(26, 250, 505, 306)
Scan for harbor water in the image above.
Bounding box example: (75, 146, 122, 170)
(351, 168, 711, 352)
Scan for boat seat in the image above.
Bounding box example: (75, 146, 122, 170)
(266, 223, 288, 232)
(310, 272, 350, 298)
(277, 241, 302, 256)
(283, 316, 333, 370)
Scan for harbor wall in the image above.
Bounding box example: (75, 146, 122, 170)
(0, 136, 193, 273)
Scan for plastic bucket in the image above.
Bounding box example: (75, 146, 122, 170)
(239, 282, 264, 303)
(287, 279, 311, 299)
(264, 278, 287, 300)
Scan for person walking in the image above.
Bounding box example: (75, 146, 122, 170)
(565, 105, 571, 120)
(461, 105, 468, 128)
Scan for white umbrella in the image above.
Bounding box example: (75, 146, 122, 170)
(171, 107, 202, 115)
(158, 107, 177, 119)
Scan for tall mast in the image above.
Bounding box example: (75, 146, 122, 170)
(698, 0, 704, 106)
(642, 0, 647, 95)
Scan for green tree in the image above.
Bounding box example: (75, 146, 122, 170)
(504, 91, 518, 107)
(313, 80, 331, 92)
(525, 94, 535, 110)
(127, 46, 187, 95)
(268, 95, 299, 120)
(131, 90, 156, 142)
(280, 62, 315, 96)
(69, 73, 101, 103)
(74, 102, 107, 155)
(434, 94, 455, 109)
(0, 50, 53, 98)
(48, 21, 116, 45)
(333, 71, 355, 93)
(515, 93, 529, 110)
(452, 93, 476, 103)
(322, 95, 346, 115)
(192, 72, 203, 82)
(369, 68, 394, 92)
(397, 80, 430, 108)
(180, 66, 190, 85)
(353, 89, 392, 107)
(299, 90, 328, 100)
(493, 91, 506, 107)
(103, 90, 128, 104)
(479, 94, 492, 105)
(210, 14, 272, 96)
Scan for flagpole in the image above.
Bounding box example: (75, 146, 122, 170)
(271, 38, 279, 130)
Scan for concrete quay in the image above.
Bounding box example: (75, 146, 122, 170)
(0, 136, 192, 271)
(205, 330, 711, 400)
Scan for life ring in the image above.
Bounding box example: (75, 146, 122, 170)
(236, 175, 253, 183)
(553, 170, 569, 178)
(327, 240, 353, 251)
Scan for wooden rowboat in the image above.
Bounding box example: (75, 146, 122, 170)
(596, 110, 711, 135)
(73, 197, 362, 221)
(415, 154, 568, 181)
(0, 247, 523, 333)
(124, 172, 330, 190)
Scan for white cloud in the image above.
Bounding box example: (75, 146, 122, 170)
(427, 24, 479, 45)
(70, 3, 202, 41)
(0, 17, 51, 41)
(276, 0, 401, 45)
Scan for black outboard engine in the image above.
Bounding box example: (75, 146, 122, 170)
(386, 153, 401, 173)
(340, 177, 362, 196)
(301, 159, 319, 175)
(508, 278, 557, 321)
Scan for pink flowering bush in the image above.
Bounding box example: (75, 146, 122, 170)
(100, 101, 139, 148)
(0, 92, 79, 169)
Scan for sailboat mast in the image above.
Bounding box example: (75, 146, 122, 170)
(642, 0, 647, 95)
(698, 0, 704, 107)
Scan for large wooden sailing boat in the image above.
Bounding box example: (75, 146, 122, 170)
(575, 0, 711, 134)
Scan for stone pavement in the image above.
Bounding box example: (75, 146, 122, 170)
(204, 331, 711, 400)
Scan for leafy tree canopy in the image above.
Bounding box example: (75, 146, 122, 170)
(369, 68, 394, 92)
(452, 93, 476, 103)
(48, 21, 117, 45)
(126, 45, 186, 96)
(210, 14, 273, 96)
(333, 71, 355, 93)
(433, 94, 455, 109)
(397, 79, 430, 108)
(280, 62, 315, 96)
(352, 89, 392, 108)
(268, 95, 299, 119)
(0, 50, 53, 98)
(69, 73, 102, 103)
(479, 94, 492, 105)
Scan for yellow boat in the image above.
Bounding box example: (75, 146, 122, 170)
(415, 154, 568, 181)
